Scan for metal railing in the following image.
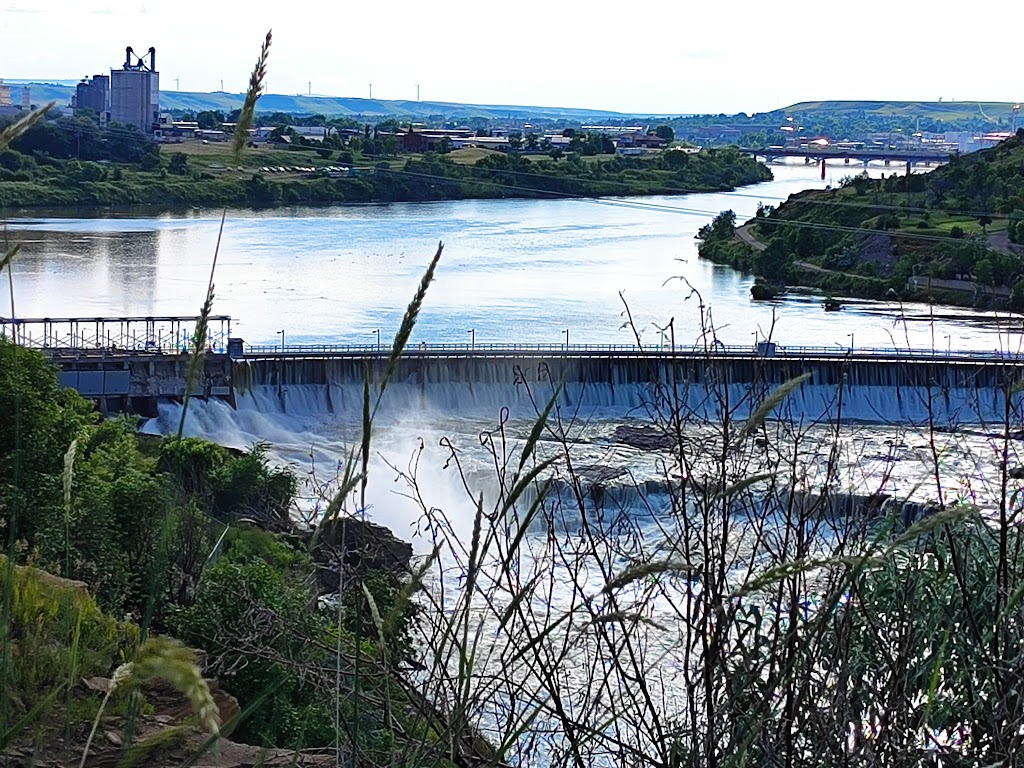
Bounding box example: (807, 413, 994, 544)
(1, 315, 232, 355)
(4, 311, 1021, 364)
(240, 342, 1024, 362)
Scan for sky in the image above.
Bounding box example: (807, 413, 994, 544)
(1, 0, 1020, 115)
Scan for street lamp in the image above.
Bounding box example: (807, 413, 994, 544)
(275, 329, 285, 399)
(847, 332, 854, 351)
(467, 328, 475, 350)
(752, 331, 758, 350)
(372, 328, 380, 352)
(944, 335, 951, 355)
(562, 328, 570, 350)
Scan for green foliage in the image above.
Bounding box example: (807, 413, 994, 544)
(171, 551, 335, 747)
(0, 555, 138, 723)
(818, 516, 1024, 758)
(697, 209, 737, 243)
(1, 339, 96, 548)
(654, 124, 675, 142)
(698, 135, 1024, 309)
(167, 153, 190, 176)
(158, 439, 295, 524)
(1, 343, 298, 631)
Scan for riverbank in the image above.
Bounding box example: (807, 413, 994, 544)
(697, 132, 1024, 312)
(0, 142, 771, 212)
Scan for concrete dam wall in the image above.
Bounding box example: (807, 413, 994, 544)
(231, 353, 1024, 425)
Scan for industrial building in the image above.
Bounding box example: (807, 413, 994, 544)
(73, 75, 110, 122)
(109, 47, 159, 134)
(0, 79, 31, 110)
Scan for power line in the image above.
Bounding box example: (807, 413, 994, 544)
(394, 153, 1016, 221)
(6, 116, 1020, 240)
(376, 166, 1015, 247)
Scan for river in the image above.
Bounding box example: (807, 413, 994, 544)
(5, 160, 1022, 353)
(8, 158, 1021, 762)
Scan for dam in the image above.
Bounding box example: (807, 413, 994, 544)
(5, 315, 1024, 426)
(235, 346, 1024, 426)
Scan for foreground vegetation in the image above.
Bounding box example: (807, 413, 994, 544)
(0, 338, 428, 753)
(698, 130, 1024, 309)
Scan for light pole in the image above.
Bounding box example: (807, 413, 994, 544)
(944, 335, 951, 355)
(563, 328, 570, 350)
(847, 332, 854, 351)
(372, 328, 380, 352)
(276, 329, 285, 398)
(752, 331, 758, 350)
(467, 328, 475, 350)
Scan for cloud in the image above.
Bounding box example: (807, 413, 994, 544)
(3, 4, 45, 11)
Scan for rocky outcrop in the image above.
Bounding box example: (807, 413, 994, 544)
(309, 516, 413, 594)
(613, 424, 675, 451)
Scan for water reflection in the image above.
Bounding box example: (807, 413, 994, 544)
(3, 162, 1022, 352)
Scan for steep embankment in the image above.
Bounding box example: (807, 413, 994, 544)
(697, 130, 1024, 309)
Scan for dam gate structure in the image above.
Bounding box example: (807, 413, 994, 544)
(234, 345, 1024, 426)
(5, 314, 1024, 426)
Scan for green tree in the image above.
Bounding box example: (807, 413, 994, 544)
(975, 257, 994, 286)
(168, 152, 191, 175)
(1, 340, 95, 550)
(196, 110, 225, 130)
(654, 124, 675, 142)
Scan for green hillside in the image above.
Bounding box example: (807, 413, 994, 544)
(19, 82, 638, 120)
(783, 100, 1019, 122)
(698, 130, 1024, 309)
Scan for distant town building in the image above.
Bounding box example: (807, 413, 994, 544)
(109, 47, 159, 134)
(154, 114, 198, 142)
(0, 79, 30, 110)
(73, 75, 110, 122)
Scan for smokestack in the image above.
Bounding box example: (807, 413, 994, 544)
(125, 46, 134, 68)
(148, 47, 156, 71)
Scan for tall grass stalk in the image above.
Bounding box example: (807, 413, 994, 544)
(176, 210, 226, 439)
(0, 103, 54, 152)
(233, 30, 272, 162)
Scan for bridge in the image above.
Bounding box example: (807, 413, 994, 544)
(5, 314, 1024, 424)
(740, 146, 955, 166)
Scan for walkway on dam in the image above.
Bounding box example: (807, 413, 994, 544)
(239, 342, 1022, 364)
(3, 313, 1021, 365)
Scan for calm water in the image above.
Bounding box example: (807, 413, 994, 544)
(4, 161, 1022, 351)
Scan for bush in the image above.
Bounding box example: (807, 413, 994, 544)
(0, 556, 138, 724)
(171, 553, 335, 747)
(168, 153, 190, 176)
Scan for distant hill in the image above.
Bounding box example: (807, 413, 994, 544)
(782, 100, 1019, 122)
(19, 82, 649, 121)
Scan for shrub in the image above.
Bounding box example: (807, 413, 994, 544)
(0, 555, 138, 725)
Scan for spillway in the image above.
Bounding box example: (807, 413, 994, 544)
(231, 353, 1024, 426)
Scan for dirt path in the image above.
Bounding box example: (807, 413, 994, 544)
(735, 224, 767, 251)
(988, 230, 1024, 257)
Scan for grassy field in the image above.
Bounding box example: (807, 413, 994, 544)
(446, 147, 501, 164)
(161, 141, 338, 172)
(783, 100, 1020, 121)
